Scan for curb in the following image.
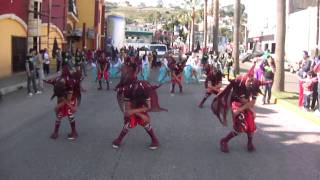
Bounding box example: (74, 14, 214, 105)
(0, 74, 58, 96)
(274, 96, 320, 126)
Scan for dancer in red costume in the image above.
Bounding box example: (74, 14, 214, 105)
(169, 60, 185, 94)
(198, 66, 224, 108)
(113, 66, 167, 150)
(45, 65, 81, 140)
(97, 52, 110, 90)
(212, 63, 266, 153)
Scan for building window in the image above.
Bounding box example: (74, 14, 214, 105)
(264, 43, 269, 51)
(39, 2, 42, 19)
(249, 42, 253, 50)
(34, 1, 38, 19)
(33, 37, 38, 50)
(271, 43, 276, 54)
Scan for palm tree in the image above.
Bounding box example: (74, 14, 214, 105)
(177, 10, 192, 50)
(212, 0, 219, 54)
(184, 0, 201, 51)
(192, 6, 196, 51)
(273, 0, 286, 91)
(233, 0, 241, 74)
(204, 0, 208, 50)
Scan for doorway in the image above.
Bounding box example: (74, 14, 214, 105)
(12, 36, 27, 73)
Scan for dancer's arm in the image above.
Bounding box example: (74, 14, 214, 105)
(234, 99, 256, 115)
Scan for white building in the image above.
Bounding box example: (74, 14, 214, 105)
(247, 0, 319, 62)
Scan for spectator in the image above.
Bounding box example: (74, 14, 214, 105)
(313, 60, 320, 115)
(80, 50, 87, 76)
(34, 49, 44, 91)
(56, 48, 62, 72)
(86, 49, 93, 64)
(151, 50, 158, 68)
(215, 57, 223, 73)
(147, 52, 153, 64)
(262, 56, 276, 104)
(298, 51, 312, 106)
(225, 53, 235, 80)
(43, 48, 50, 75)
(25, 49, 41, 96)
(74, 49, 82, 67)
(301, 71, 317, 111)
(310, 70, 318, 110)
(201, 50, 209, 67)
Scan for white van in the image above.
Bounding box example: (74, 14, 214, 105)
(148, 44, 168, 62)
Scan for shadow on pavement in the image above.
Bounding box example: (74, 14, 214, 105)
(254, 106, 277, 114)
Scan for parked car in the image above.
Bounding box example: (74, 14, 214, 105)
(148, 44, 168, 62)
(287, 60, 300, 73)
(240, 51, 264, 63)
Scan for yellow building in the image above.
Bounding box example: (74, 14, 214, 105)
(0, 0, 103, 78)
(0, 14, 28, 78)
(75, 0, 105, 50)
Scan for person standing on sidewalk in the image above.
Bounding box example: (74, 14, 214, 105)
(25, 49, 41, 96)
(43, 48, 50, 75)
(225, 53, 235, 80)
(310, 56, 320, 110)
(300, 71, 317, 111)
(313, 61, 320, 115)
(262, 56, 276, 104)
(56, 48, 62, 72)
(34, 49, 44, 91)
(298, 51, 312, 107)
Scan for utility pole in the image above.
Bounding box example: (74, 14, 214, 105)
(47, 0, 52, 50)
(316, 0, 320, 56)
(191, 6, 195, 51)
(233, 0, 240, 74)
(204, 0, 208, 50)
(212, 0, 219, 54)
(172, 20, 174, 48)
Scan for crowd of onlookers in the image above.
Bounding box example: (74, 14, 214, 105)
(25, 48, 49, 96)
(297, 51, 320, 114)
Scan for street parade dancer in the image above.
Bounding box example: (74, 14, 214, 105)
(169, 58, 185, 94)
(212, 63, 266, 153)
(112, 64, 167, 150)
(198, 65, 224, 108)
(184, 53, 199, 84)
(97, 52, 110, 90)
(109, 54, 122, 78)
(45, 65, 81, 140)
(138, 54, 150, 81)
(157, 54, 171, 84)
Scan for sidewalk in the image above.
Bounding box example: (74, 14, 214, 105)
(241, 62, 320, 125)
(0, 69, 57, 97)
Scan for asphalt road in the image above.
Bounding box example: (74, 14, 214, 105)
(0, 69, 319, 180)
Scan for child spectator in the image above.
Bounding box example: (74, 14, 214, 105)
(301, 71, 317, 111)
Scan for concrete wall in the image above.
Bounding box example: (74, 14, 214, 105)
(41, 0, 67, 32)
(76, 0, 95, 50)
(286, 7, 317, 62)
(0, 17, 27, 78)
(75, 0, 104, 50)
(0, 1, 28, 23)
